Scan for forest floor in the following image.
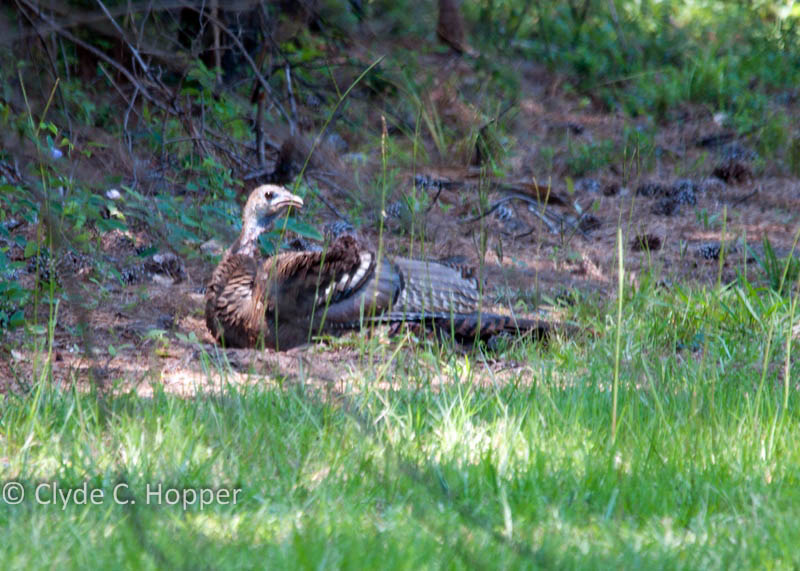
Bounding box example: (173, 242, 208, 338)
(3, 51, 799, 396)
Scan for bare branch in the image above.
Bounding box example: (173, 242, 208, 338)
(285, 64, 298, 135)
(15, 0, 164, 109)
(180, 3, 291, 125)
(94, 0, 152, 75)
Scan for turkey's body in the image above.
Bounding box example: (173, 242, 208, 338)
(205, 235, 548, 349)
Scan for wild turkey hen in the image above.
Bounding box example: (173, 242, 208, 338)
(205, 185, 558, 349)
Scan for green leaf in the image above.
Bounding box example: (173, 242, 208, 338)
(180, 211, 200, 228)
(166, 222, 201, 244)
(8, 310, 24, 329)
(96, 218, 127, 232)
(258, 233, 277, 256)
(175, 331, 199, 343)
(23, 240, 37, 259)
(144, 329, 167, 341)
(283, 219, 323, 241)
(137, 246, 158, 258)
(28, 324, 47, 336)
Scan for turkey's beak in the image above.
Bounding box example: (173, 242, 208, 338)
(274, 192, 304, 212)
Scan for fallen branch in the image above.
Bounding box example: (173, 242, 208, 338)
(461, 193, 584, 237)
(730, 186, 760, 206)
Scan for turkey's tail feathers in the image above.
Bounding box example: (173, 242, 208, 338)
(437, 312, 554, 342)
(332, 310, 569, 343)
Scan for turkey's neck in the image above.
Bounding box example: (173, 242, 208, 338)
(233, 215, 270, 257)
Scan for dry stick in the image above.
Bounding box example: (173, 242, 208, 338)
(514, 182, 564, 239)
(42, 0, 290, 129)
(285, 64, 299, 136)
(5, 0, 259, 45)
(731, 186, 760, 206)
(424, 182, 444, 214)
(205, 125, 266, 153)
(182, 4, 291, 125)
(163, 135, 249, 170)
(210, 0, 221, 86)
(124, 87, 140, 184)
(13, 1, 74, 138)
(461, 193, 580, 236)
(96, 60, 133, 110)
(95, 62, 141, 182)
(461, 196, 512, 223)
(94, 0, 152, 75)
(17, 0, 163, 108)
(255, 90, 267, 167)
(99, 1, 177, 107)
(135, 0, 154, 49)
(33, 0, 251, 171)
(15, 3, 60, 80)
(307, 173, 353, 223)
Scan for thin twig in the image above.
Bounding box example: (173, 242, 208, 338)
(94, 0, 152, 75)
(461, 193, 581, 236)
(462, 196, 512, 223)
(424, 183, 444, 214)
(182, 4, 291, 124)
(16, 0, 162, 108)
(124, 86, 140, 186)
(255, 88, 267, 167)
(242, 168, 271, 181)
(307, 173, 353, 223)
(162, 135, 249, 170)
(731, 186, 760, 206)
(285, 63, 298, 135)
(13, 1, 73, 138)
(210, 0, 221, 86)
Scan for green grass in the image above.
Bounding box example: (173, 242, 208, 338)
(3, 274, 800, 569)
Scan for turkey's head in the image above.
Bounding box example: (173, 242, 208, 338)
(236, 185, 304, 255)
(244, 184, 304, 228)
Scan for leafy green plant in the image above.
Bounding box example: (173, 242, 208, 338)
(695, 208, 720, 231)
(566, 138, 615, 176)
(0, 250, 28, 330)
(749, 236, 800, 295)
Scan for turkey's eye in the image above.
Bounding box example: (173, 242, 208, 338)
(264, 190, 275, 200)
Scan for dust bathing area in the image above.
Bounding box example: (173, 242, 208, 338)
(2, 42, 798, 397)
